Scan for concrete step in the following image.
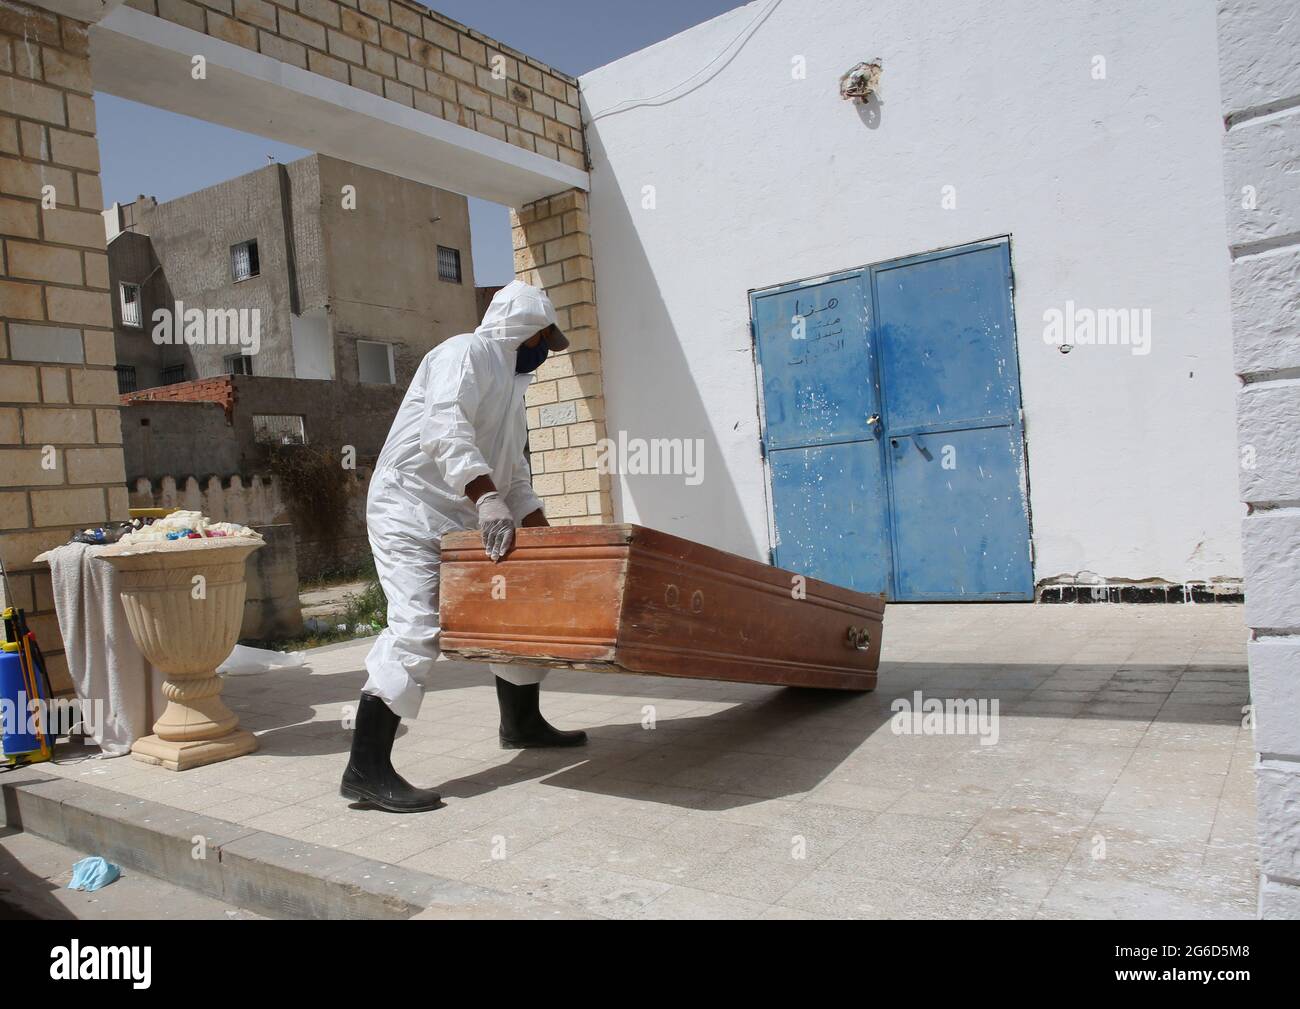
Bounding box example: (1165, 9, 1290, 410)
(1, 770, 586, 920)
(0, 826, 264, 920)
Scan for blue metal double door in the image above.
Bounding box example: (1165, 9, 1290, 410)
(752, 239, 1033, 601)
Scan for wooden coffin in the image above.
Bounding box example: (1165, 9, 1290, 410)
(439, 524, 883, 691)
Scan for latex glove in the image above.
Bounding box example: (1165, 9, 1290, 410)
(475, 491, 515, 562)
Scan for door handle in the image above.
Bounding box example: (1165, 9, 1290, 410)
(867, 413, 882, 438)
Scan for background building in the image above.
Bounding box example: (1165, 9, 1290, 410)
(103, 153, 478, 394)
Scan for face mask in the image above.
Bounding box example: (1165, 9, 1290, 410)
(516, 340, 549, 374)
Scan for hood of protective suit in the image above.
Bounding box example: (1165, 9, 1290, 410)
(368, 280, 555, 546)
(474, 280, 569, 351)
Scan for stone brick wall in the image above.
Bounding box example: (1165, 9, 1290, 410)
(512, 189, 611, 524)
(128, 0, 586, 170)
(0, 0, 128, 691)
(1217, 0, 1300, 919)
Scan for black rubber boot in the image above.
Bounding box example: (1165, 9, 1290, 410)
(340, 693, 442, 812)
(496, 677, 588, 749)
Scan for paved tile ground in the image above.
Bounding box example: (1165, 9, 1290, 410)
(43, 603, 1256, 919)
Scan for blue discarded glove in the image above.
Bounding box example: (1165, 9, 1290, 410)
(68, 855, 121, 892)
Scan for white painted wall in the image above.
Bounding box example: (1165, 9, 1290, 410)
(1217, 0, 1300, 919)
(581, 0, 1243, 584)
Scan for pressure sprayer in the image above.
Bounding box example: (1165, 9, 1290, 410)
(0, 552, 54, 767)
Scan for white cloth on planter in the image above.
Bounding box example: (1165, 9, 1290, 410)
(43, 542, 165, 756)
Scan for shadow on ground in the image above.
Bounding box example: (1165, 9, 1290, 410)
(226, 656, 1248, 813)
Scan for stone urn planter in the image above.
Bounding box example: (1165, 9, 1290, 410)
(98, 536, 263, 771)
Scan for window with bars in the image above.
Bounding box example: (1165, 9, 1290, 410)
(437, 245, 462, 284)
(119, 282, 142, 328)
(161, 364, 186, 385)
(224, 353, 254, 376)
(231, 240, 260, 282)
(253, 414, 307, 446)
(115, 365, 137, 394)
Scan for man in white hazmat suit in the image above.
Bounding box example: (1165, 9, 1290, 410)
(341, 280, 587, 813)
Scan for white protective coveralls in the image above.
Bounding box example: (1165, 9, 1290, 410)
(363, 280, 556, 719)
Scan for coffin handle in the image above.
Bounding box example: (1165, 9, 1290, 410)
(846, 626, 871, 650)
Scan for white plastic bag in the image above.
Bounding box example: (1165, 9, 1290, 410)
(218, 644, 307, 676)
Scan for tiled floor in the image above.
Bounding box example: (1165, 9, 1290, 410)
(45, 603, 1257, 919)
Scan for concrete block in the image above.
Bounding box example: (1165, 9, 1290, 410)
(1218, 0, 1300, 117)
(82, 330, 116, 366)
(64, 445, 126, 484)
(1223, 109, 1300, 251)
(45, 288, 110, 328)
(0, 528, 71, 570)
(157, 0, 205, 33)
(1255, 762, 1300, 884)
(0, 280, 43, 322)
(389, 2, 421, 36)
(209, 12, 259, 51)
(261, 32, 308, 70)
(40, 207, 104, 248)
(1238, 381, 1300, 502)
(21, 406, 94, 444)
(0, 448, 65, 486)
(48, 129, 100, 173)
(0, 772, 75, 841)
(65, 93, 94, 133)
(0, 196, 38, 238)
(1231, 246, 1300, 374)
(0, 363, 40, 402)
(380, 25, 409, 59)
(4, 244, 82, 286)
(1242, 511, 1300, 629)
(233, 0, 276, 30)
(83, 252, 109, 291)
(240, 523, 304, 639)
(339, 7, 379, 45)
(279, 10, 328, 50)
(40, 368, 68, 403)
(1249, 638, 1300, 757)
(1261, 878, 1300, 919)
(218, 831, 413, 919)
(30, 486, 106, 527)
(0, 78, 64, 126)
(69, 368, 121, 405)
(328, 28, 364, 63)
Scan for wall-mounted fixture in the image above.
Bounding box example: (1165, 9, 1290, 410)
(839, 61, 883, 103)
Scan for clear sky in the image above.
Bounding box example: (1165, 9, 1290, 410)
(94, 0, 748, 285)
